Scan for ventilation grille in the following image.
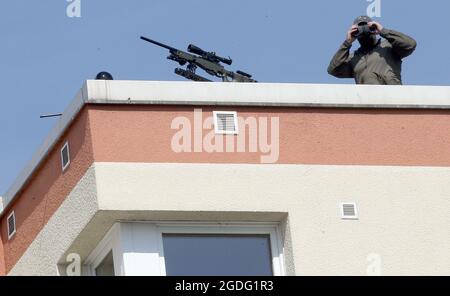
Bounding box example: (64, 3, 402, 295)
(340, 203, 358, 219)
(7, 211, 16, 239)
(61, 142, 71, 171)
(214, 111, 238, 134)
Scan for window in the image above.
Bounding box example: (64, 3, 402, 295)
(84, 223, 120, 276)
(7, 211, 16, 239)
(213, 111, 239, 134)
(95, 251, 115, 276)
(340, 202, 358, 220)
(163, 234, 273, 276)
(86, 222, 285, 276)
(61, 141, 70, 171)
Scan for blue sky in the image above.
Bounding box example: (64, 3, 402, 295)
(1, 0, 449, 194)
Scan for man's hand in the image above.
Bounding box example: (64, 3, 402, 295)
(346, 25, 358, 43)
(368, 21, 384, 34)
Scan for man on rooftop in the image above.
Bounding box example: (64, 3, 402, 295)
(327, 16, 417, 85)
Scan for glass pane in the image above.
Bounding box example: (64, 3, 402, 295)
(62, 146, 69, 166)
(95, 251, 115, 276)
(163, 234, 273, 276)
(8, 215, 15, 235)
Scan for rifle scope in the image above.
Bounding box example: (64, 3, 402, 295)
(187, 44, 233, 66)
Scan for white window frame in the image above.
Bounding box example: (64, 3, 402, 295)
(7, 211, 16, 240)
(340, 202, 359, 220)
(85, 222, 285, 276)
(61, 141, 71, 172)
(213, 111, 239, 135)
(84, 224, 123, 276)
(157, 222, 284, 276)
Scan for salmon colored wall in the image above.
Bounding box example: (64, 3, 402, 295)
(0, 107, 94, 273)
(0, 233, 4, 276)
(88, 105, 450, 167)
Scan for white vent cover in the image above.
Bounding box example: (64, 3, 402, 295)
(61, 141, 71, 171)
(340, 202, 358, 220)
(7, 211, 16, 239)
(213, 111, 239, 134)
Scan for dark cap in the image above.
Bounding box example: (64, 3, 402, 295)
(354, 16, 372, 25)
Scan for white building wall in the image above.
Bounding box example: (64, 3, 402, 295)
(9, 162, 450, 276)
(94, 162, 450, 276)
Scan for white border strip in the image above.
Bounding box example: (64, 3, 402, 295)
(85, 80, 450, 109)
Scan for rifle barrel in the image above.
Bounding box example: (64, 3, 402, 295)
(140, 36, 177, 52)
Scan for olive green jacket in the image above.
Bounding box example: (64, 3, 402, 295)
(327, 28, 417, 85)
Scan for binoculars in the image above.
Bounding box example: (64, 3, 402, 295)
(352, 24, 377, 38)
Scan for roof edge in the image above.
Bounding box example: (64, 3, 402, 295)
(84, 80, 450, 109)
(0, 83, 88, 216)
